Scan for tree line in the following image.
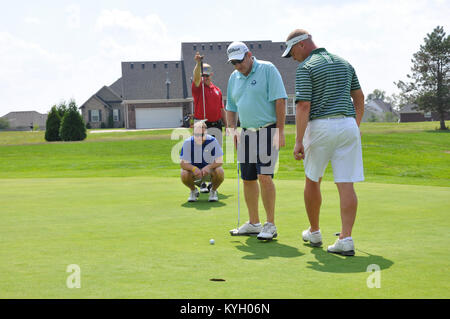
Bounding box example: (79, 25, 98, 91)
(367, 26, 449, 129)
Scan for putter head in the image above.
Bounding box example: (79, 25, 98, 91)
(229, 229, 240, 236)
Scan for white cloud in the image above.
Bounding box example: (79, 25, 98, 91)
(24, 17, 41, 25)
(0, 32, 74, 114)
(94, 9, 178, 61)
(66, 4, 81, 29)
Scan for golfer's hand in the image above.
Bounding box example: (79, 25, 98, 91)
(201, 166, 212, 176)
(192, 167, 203, 179)
(293, 142, 305, 161)
(194, 52, 203, 64)
(273, 129, 285, 150)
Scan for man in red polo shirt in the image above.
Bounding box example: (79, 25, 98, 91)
(192, 52, 227, 193)
(192, 52, 227, 143)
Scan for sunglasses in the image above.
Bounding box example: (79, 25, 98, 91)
(230, 53, 247, 65)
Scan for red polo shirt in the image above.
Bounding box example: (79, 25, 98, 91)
(192, 80, 224, 122)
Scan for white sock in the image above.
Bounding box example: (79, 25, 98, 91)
(251, 223, 261, 226)
(341, 236, 352, 241)
(311, 230, 320, 235)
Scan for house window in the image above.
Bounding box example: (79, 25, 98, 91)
(141, 63, 145, 69)
(164, 63, 168, 69)
(201, 45, 205, 50)
(286, 98, 296, 115)
(130, 63, 134, 69)
(153, 63, 156, 69)
(175, 63, 179, 68)
(193, 45, 197, 51)
(91, 110, 100, 122)
(210, 44, 213, 50)
(113, 109, 120, 122)
(250, 44, 254, 49)
(218, 44, 221, 50)
(424, 111, 432, 118)
(258, 44, 262, 49)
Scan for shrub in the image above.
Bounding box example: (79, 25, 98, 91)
(59, 100, 87, 141)
(45, 106, 62, 141)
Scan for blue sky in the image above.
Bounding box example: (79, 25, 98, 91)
(0, 0, 449, 115)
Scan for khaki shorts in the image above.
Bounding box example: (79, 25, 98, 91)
(303, 117, 364, 183)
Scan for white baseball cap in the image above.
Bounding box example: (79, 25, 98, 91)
(282, 33, 310, 58)
(226, 41, 249, 63)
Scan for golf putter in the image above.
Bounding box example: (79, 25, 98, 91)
(200, 58, 207, 122)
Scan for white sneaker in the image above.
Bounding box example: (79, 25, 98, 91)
(229, 222, 262, 236)
(208, 189, 218, 202)
(200, 182, 209, 193)
(188, 189, 199, 202)
(302, 228, 322, 247)
(257, 222, 278, 240)
(327, 238, 355, 256)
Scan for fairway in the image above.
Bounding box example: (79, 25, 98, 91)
(0, 122, 449, 299)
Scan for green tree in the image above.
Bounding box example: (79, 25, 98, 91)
(59, 99, 87, 141)
(45, 106, 62, 141)
(366, 89, 387, 102)
(0, 117, 9, 129)
(396, 26, 450, 130)
(56, 101, 68, 118)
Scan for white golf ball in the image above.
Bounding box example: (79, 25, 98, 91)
(210, 239, 215, 245)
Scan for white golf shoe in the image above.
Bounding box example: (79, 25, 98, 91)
(208, 189, 218, 202)
(229, 222, 262, 236)
(302, 228, 323, 247)
(200, 182, 209, 193)
(188, 189, 199, 202)
(327, 238, 355, 256)
(257, 222, 278, 240)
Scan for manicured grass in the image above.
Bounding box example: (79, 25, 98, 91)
(0, 122, 449, 298)
(1, 122, 449, 186)
(0, 177, 448, 298)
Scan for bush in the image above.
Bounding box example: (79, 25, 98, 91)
(45, 106, 62, 141)
(0, 117, 9, 129)
(59, 100, 87, 141)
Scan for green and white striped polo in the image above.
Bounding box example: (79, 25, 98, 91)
(295, 48, 361, 120)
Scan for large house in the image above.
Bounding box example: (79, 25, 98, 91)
(81, 40, 299, 129)
(399, 104, 450, 122)
(362, 99, 397, 122)
(0, 111, 47, 130)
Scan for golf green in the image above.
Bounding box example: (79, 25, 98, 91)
(1, 176, 448, 298)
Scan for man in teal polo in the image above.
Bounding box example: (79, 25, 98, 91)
(282, 29, 365, 256)
(226, 41, 287, 240)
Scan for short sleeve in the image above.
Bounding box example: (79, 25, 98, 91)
(267, 64, 288, 102)
(295, 66, 312, 102)
(226, 75, 237, 112)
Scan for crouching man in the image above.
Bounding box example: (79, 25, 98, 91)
(180, 120, 224, 202)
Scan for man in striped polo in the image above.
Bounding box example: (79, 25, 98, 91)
(282, 29, 365, 256)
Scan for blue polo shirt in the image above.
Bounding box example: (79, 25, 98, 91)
(226, 57, 287, 129)
(180, 135, 223, 169)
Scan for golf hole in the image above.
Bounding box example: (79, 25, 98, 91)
(210, 278, 226, 282)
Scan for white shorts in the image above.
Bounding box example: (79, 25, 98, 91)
(303, 117, 364, 183)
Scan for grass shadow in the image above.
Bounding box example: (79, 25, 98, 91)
(305, 245, 394, 273)
(234, 237, 304, 260)
(180, 193, 231, 211)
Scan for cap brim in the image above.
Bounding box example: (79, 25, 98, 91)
(281, 45, 293, 58)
